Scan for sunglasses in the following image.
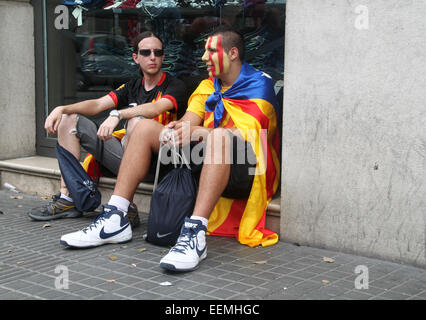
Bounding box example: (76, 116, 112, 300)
(139, 49, 164, 57)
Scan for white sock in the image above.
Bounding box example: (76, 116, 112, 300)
(60, 193, 73, 203)
(108, 195, 130, 215)
(190, 216, 208, 228)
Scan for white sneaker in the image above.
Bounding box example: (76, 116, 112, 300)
(60, 205, 132, 248)
(160, 217, 207, 272)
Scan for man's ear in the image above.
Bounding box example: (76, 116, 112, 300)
(132, 52, 139, 64)
(228, 47, 239, 61)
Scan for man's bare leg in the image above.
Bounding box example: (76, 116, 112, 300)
(123, 117, 142, 149)
(159, 128, 231, 271)
(191, 128, 231, 219)
(57, 114, 81, 196)
(112, 119, 164, 201)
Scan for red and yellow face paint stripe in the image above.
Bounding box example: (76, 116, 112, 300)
(203, 35, 230, 77)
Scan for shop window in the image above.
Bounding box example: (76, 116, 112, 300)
(35, 0, 285, 156)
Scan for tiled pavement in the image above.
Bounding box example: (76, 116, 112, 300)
(0, 189, 425, 301)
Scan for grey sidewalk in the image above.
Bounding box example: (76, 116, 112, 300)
(0, 189, 425, 300)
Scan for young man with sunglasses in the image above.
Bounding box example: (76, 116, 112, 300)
(28, 31, 187, 227)
(59, 26, 280, 274)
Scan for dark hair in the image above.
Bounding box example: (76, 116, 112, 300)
(209, 25, 245, 61)
(132, 31, 164, 53)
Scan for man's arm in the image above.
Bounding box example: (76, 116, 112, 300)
(97, 97, 175, 141)
(44, 95, 115, 135)
(118, 98, 174, 120)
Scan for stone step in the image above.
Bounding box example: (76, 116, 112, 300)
(0, 156, 280, 233)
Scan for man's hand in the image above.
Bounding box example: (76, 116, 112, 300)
(97, 116, 120, 141)
(160, 121, 181, 145)
(160, 121, 209, 147)
(44, 106, 64, 135)
(167, 121, 193, 147)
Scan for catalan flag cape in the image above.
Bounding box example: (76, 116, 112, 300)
(190, 62, 281, 247)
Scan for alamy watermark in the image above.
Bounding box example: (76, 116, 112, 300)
(159, 125, 270, 176)
(354, 5, 369, 30)
(354, 265, 369, 290)
(54, 264, 69, 290)
(54, 4, 86, 29)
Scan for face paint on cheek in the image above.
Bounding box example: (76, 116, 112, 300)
(206, 35, 230, 77)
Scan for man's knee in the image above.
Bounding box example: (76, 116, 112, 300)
(58, 114, 78, 136)
(128, 119, 163, 144)
(125, 117, 142, 137)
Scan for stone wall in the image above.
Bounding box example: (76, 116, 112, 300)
(281, 0, 425, 267)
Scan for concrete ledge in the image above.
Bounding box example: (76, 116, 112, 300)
(0, 156, 281, 233)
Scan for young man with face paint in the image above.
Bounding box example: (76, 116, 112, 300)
(159, 26, 280, 271)
(56, 26, 280, 273)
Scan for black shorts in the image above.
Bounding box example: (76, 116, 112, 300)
(186, 132, 257, 199)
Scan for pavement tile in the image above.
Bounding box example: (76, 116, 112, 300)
(229, 294, 253, 300)
(369, 279, 400, 290)
(199, 267, 230, 278)
(309, 284, 349, 298)
(23, 273, 55, 285)
(76, 276, 107, 287)
(264, 289, 300, 300)
(321, 270, 353, 280)
(219, 271, 248, 282)
(252, 271, 281, 281)
(332, 279, 357, 290)
(73, 287, 105, 299)
(110, 285, 144, 298)
(65, 282, 93, 293)
(0, 290, 36, 300)
(151, 284, 186, 296)
(187, 284, 218, 294)
(339, 289, 375, 300)
(287, 270, 318, 280)
(93, 292, 128, 300)
(233, 266, 263, 276)
(113, 275, 142, 286)
(0, 287, 10, 296)
(376, 290, 412, 300)
(18, 284, 54, 296)
(133, 280, 161, 291)
(241, 276, 268, 287)
(2, 280, 32, 291)
(245, 287, 271, 298)
(95, 280, 127, 292)
(169, 289, 198, 300)
(209, 288, 238, 299)
(391, 280, 426, 296)
(205, 278, 233, 288)
(223, 282, 254, 293)
(369, 295, 392, 300)
(132, 291, 164, 300)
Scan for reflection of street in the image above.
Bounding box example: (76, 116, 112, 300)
(76, 34, 139, 91)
